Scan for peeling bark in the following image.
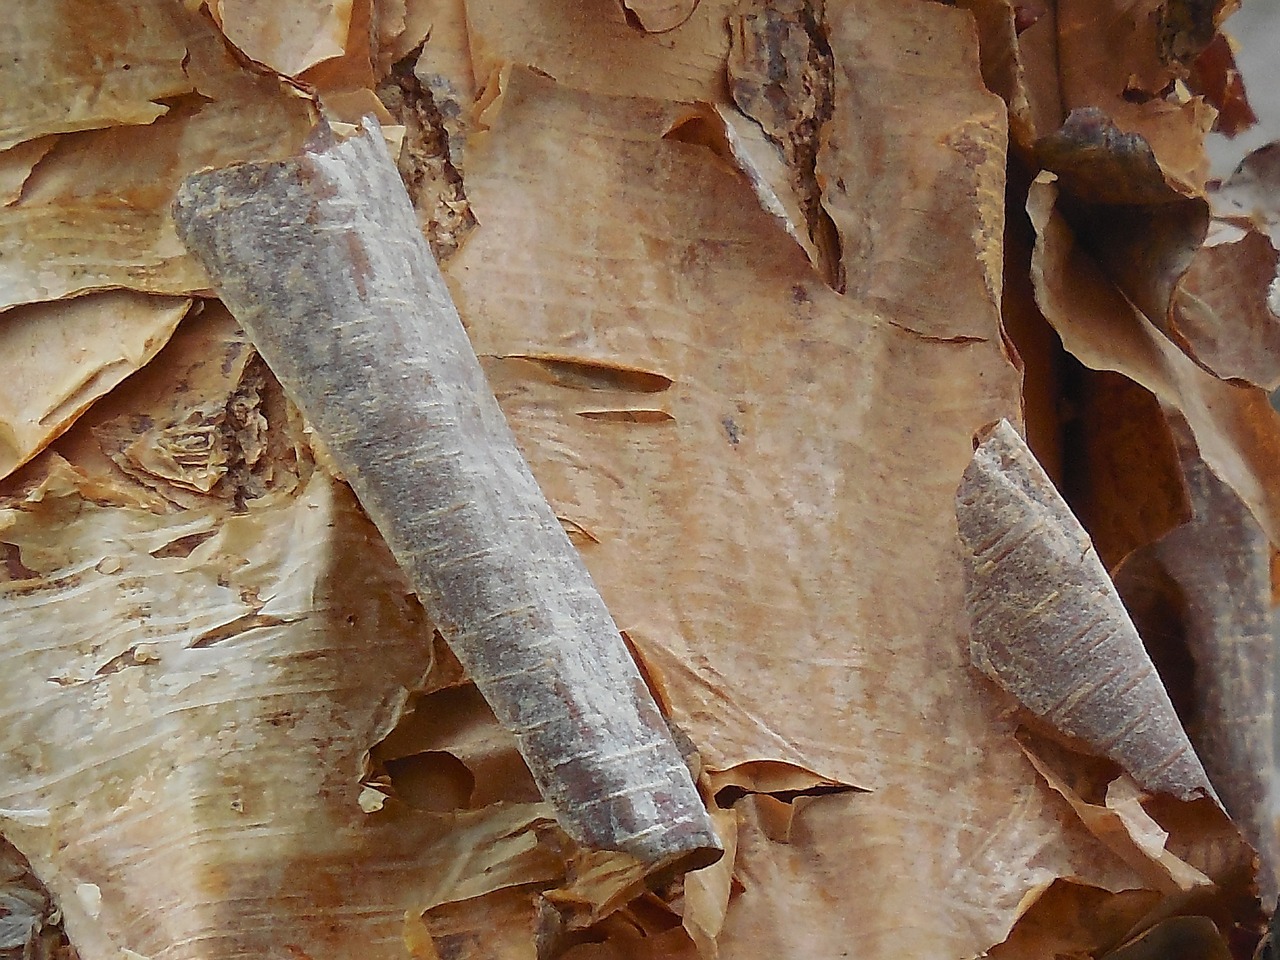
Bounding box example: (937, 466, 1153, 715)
(727, 0, 842, 289)
(956, 419, 1214, 802)
(1116, 418, 1279, 901)
(621, 0, 699, 32)
(171, 120, 721, 871)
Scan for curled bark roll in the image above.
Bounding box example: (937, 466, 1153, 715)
(956, 420, 1214, 802)
(172, 119, 721, 870)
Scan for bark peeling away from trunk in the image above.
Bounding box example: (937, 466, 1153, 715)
(956, 419, 1215, 803)
(171, 118, 721, 871)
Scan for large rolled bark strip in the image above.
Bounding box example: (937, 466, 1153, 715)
(956, 420, 1215, 802)
(172, 120, 721, 869)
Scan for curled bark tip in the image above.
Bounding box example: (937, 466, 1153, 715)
(956, 420, 1215, 803)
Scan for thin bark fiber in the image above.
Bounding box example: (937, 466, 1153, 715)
(171, 121, 720, 870)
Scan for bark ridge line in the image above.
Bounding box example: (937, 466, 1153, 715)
(171, 117, 722, 869)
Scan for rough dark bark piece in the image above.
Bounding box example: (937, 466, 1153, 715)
(171, 119, 721, 870)
(956, 419, 1214, 802)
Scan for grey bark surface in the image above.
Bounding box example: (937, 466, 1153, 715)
(1117, 419, 1279, 901)
(956, 420, 1215, 802)
(171, 120, 721, 870)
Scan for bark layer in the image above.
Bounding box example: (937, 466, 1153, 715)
(956, 420, 1214, 802)
(172, 119, 720, 870)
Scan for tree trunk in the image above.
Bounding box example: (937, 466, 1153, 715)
(0, 1, 1276, 959)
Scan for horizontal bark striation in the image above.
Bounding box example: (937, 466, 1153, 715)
(956, 420, 1214, 802)
(171, 120, 720, 869)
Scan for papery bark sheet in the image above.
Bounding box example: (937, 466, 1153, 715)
(0, 293, 191, 481)
(1173, 229, 1280, 389)
(1028, 171, 1280, 551)
(210, 0, 355, 77)
(0, 0, 194, 151)
(171, 120, 720, 869)
(622, 0, 698, 32)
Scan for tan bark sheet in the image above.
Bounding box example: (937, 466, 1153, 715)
(0, 8, 315, 311)
(0, 292, 191, 481)
(211, 0, 355, 76)
(0, 138, 57, 207)
(463, 0, 733, 102)
(1028, 172, 1280, 549)
(1173, 228, 1280, 390)
(440, 56, 1149, 956)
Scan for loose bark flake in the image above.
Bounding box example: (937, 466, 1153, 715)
(0, 7, 317, 311)
(210, 0, 353, 78)
(1173, 228, 1280, 390)
(0, 292, 191, 482)
(0, 0, 193, 151)
(956, 419, 1214, 802)
(462, 0, 734, 103)
(171, 119, 720, 870)
(1027, 171, 1280, 552)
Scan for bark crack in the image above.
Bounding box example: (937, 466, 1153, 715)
(727, 0, 844, 290)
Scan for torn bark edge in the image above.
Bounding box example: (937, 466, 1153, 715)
(171, 116, 722, 872)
